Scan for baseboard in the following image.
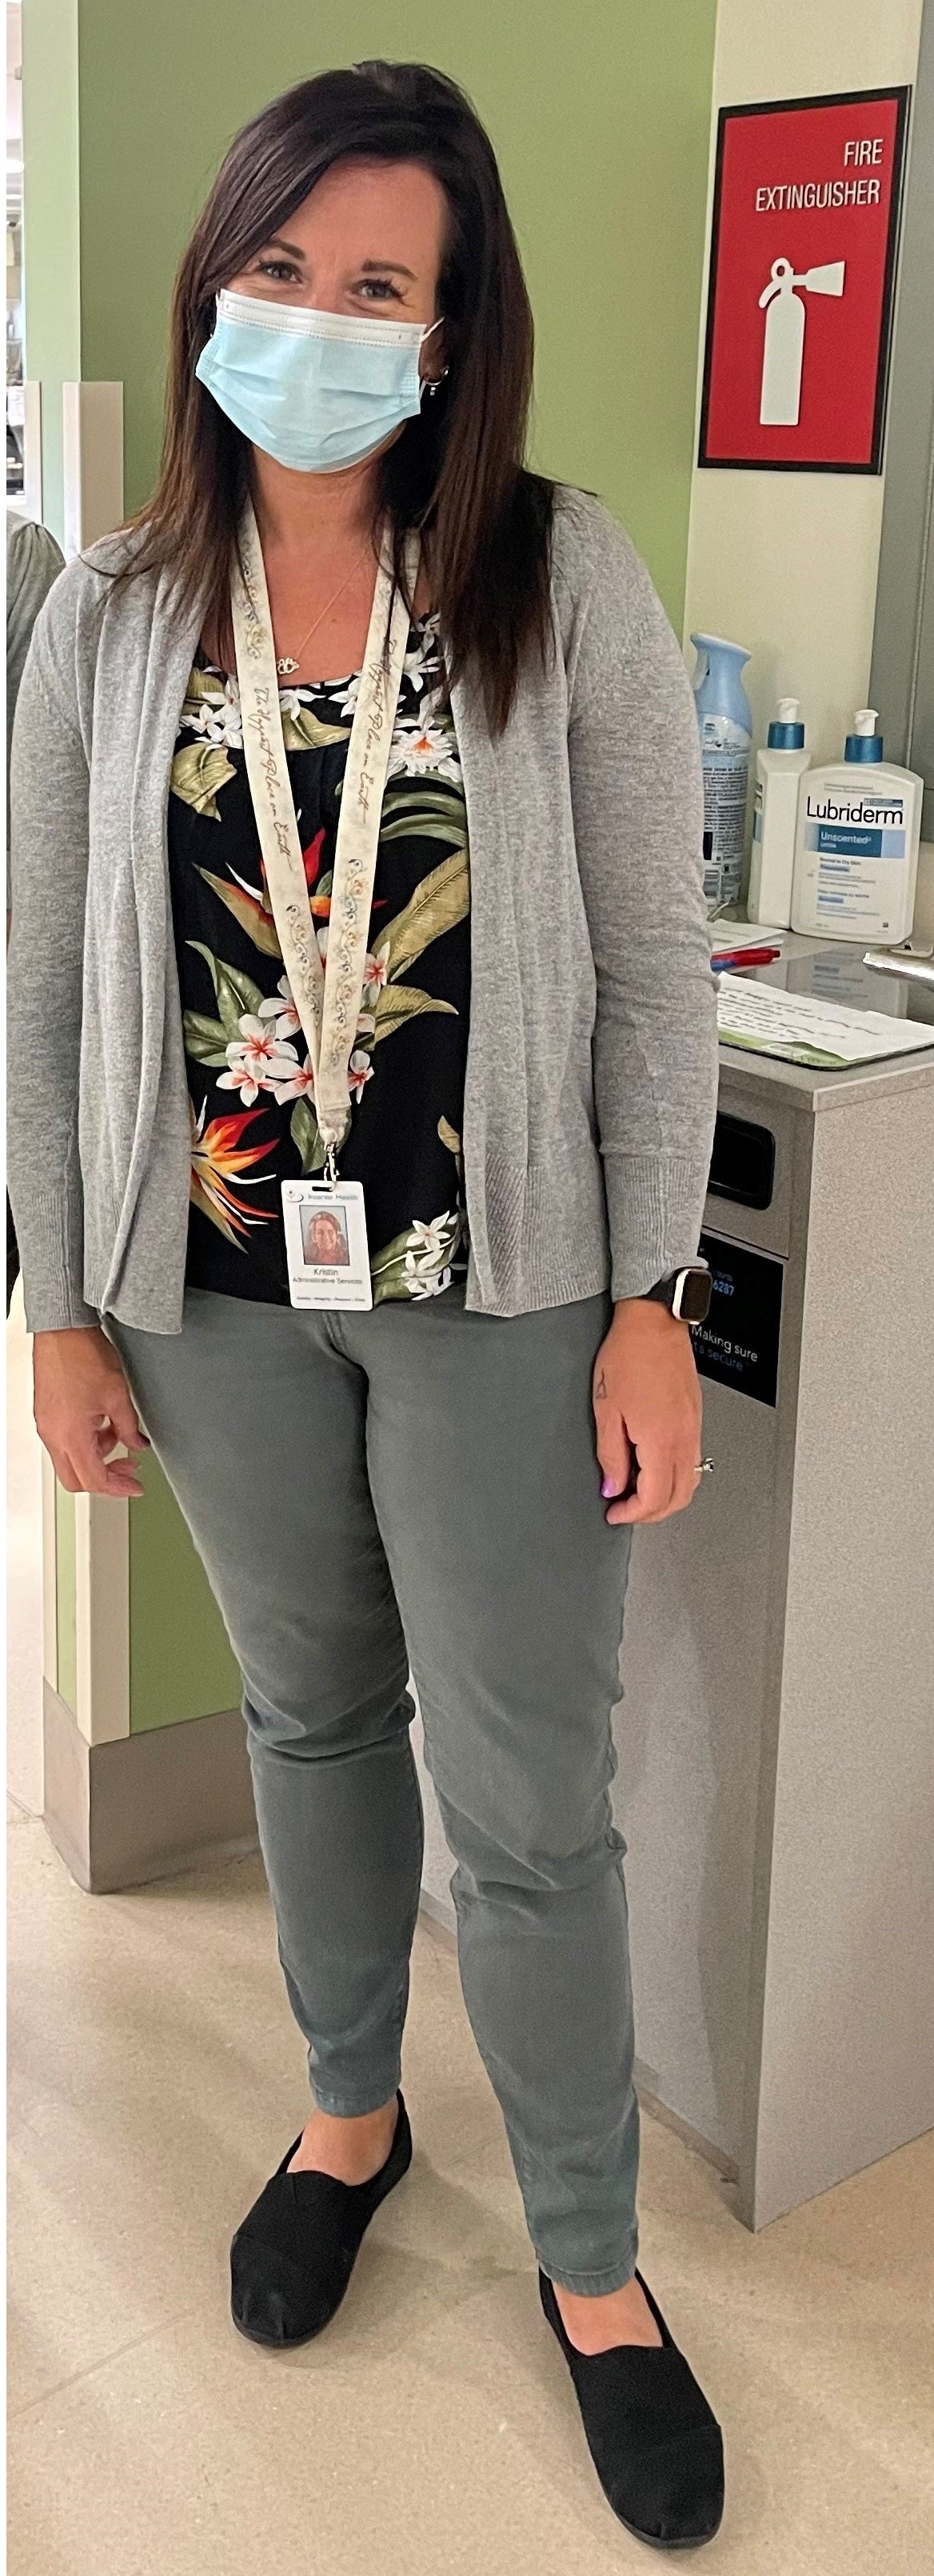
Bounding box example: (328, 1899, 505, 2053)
(42, 1684, 258, 1893)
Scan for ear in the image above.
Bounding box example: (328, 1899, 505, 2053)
(420, 315, 449, 388)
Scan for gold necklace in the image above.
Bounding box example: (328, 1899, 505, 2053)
(274, 540, 373, 677)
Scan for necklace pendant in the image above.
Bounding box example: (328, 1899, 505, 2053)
(276, 655, 298, 677)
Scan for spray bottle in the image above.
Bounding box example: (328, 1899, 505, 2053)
(690, 634, 752, 914)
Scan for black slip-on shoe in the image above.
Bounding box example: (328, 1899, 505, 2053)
(540, 2267, 724, 2550)
(231, 2091, 412, 2350)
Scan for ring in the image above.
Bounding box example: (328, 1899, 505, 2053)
(693, 1458, 714, 1474)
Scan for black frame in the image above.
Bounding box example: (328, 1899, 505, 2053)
(697, 86, 912, 475)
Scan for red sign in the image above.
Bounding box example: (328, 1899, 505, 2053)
(699, 89, 909, 473)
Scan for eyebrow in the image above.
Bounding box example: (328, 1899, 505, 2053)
(264, 237, 416, 282)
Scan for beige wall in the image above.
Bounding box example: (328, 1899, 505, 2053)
(683, 0, 924, 772)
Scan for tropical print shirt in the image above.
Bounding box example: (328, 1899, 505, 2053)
(167, 613, 470, 1306)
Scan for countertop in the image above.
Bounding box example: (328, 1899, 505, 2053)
(715, 930, 934, 1115)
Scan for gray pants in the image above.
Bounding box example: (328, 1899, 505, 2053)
(112, 1286, 638, 2293)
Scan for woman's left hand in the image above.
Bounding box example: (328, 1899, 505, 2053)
(593, 1300, 704, 1525)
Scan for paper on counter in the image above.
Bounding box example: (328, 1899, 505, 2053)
(708, 919, 787, 950)
(715, 973, 934, 1067)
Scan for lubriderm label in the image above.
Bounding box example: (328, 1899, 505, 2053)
(804, 789, 907, 860)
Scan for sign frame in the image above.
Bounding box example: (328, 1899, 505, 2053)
(698, 86, 911, 476)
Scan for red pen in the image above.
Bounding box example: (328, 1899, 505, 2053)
(711, 946, 781, 972)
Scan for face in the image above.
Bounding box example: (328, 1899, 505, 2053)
(227, 156, 448, 383)
(306, 1211, 345, 1262)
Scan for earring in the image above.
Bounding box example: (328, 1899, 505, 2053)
(425, 369, 449, 398)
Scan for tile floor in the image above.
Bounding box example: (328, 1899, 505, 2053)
(7, 1812, 934, 2576)
(7, 1294, 934, 2574)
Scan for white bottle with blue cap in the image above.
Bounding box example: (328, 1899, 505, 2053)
(748, 697, 809, 927)
(791, 710, 923, 943)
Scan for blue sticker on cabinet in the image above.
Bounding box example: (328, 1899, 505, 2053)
(694, 1232, 784, 1406)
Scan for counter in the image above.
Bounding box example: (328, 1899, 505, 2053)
(415, 936, 934, 2226)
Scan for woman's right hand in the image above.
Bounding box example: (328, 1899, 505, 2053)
(33, 1326, 150, 1498)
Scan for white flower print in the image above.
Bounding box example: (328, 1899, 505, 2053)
(277, 686, 313, 722)
(362, 940, 391, 1003)
(405, 1212, 457, 1274)
(387, 715, 461, 784)
(186, 675, 243, 750)
(347, 1050, 373, 1101)
(217, 1016, 298, 1107)
(407, 1266, 453, 1299)
(257, 974, 301, 1041)
(272, 1057, 316, 1106)
(401, 620, 441, 693)
(327, 671, 361, 719)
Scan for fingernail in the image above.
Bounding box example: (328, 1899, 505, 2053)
(601, 1476, 620, 1498)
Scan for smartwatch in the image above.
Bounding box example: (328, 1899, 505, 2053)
(639, 1262, 712, 1326)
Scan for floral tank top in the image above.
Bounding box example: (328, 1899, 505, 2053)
(166, 614, 470, 1306)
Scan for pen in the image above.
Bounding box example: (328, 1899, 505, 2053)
(711, 946, 782, 972)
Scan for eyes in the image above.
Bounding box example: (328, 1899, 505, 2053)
(252, 258, 405, 304)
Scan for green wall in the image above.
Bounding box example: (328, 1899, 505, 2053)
(21, 0, 81, 550)
(128, 1455, 240, 1734)
(26, 0, 716, 628)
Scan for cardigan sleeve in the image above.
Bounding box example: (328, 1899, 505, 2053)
(6, 513, 66, 888)
(558, 495, 719, 1302)
(7, 586, 99, 1331)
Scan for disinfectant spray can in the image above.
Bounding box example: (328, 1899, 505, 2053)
(690, 634, 752, 914)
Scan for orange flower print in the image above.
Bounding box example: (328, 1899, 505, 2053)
(189, 1098, 277, 1245)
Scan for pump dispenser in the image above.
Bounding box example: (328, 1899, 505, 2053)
(748, 697, 809, 926)
(790, 710, 923, 942)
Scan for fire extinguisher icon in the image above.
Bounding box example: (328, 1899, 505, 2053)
(758, 255, 846, 426)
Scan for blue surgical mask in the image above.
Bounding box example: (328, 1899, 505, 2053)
(195, 288, 443, 474)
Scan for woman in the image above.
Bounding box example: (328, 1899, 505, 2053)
(8, 62, 723, 2550)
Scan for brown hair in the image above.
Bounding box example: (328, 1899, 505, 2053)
(126, 61, 556, 732)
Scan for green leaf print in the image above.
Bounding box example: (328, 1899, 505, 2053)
(379, 782, 468, 850)
(378, 851, 470, 984)
(369, 1230, 415, 1304)
(170, 741, 236, 819)
(187, 942, 265, 1038)
(182, 1010, 232, 1068)
(290, 1098, 328, 1175)
(281, 706, 351, 753)
(437, 1117, 461, 1159)
(369, 984, 457, 1046)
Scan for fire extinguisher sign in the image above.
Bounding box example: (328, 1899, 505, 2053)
(698, 89, 910, 473)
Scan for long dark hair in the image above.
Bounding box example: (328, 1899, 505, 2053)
(126, 61, 556, 732)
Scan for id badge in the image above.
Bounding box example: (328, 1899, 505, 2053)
(281, 1180, 373, 1311)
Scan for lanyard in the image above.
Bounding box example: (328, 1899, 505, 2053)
(230, 500, 420, 1169)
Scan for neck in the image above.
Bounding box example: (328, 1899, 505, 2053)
(250, 446, 385, 557)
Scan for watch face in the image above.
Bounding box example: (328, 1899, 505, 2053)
(680, 1268, 712, 1325)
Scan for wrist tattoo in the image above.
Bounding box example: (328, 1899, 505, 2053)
(594, 1369, 607, 1399)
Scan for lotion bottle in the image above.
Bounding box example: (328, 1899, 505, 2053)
(791, 710, 923, 943)
(747, 698, 809, 926)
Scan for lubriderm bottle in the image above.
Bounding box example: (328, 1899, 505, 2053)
(791, 710, 923, 943)
(747, 698, 809, 926)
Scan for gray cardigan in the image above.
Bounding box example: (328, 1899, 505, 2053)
(7, 486, 718, 1335)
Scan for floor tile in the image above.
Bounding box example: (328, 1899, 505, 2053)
(7, 1807, 934, 2576)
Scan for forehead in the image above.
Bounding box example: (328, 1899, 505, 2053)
(274, 158, 448, 268)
